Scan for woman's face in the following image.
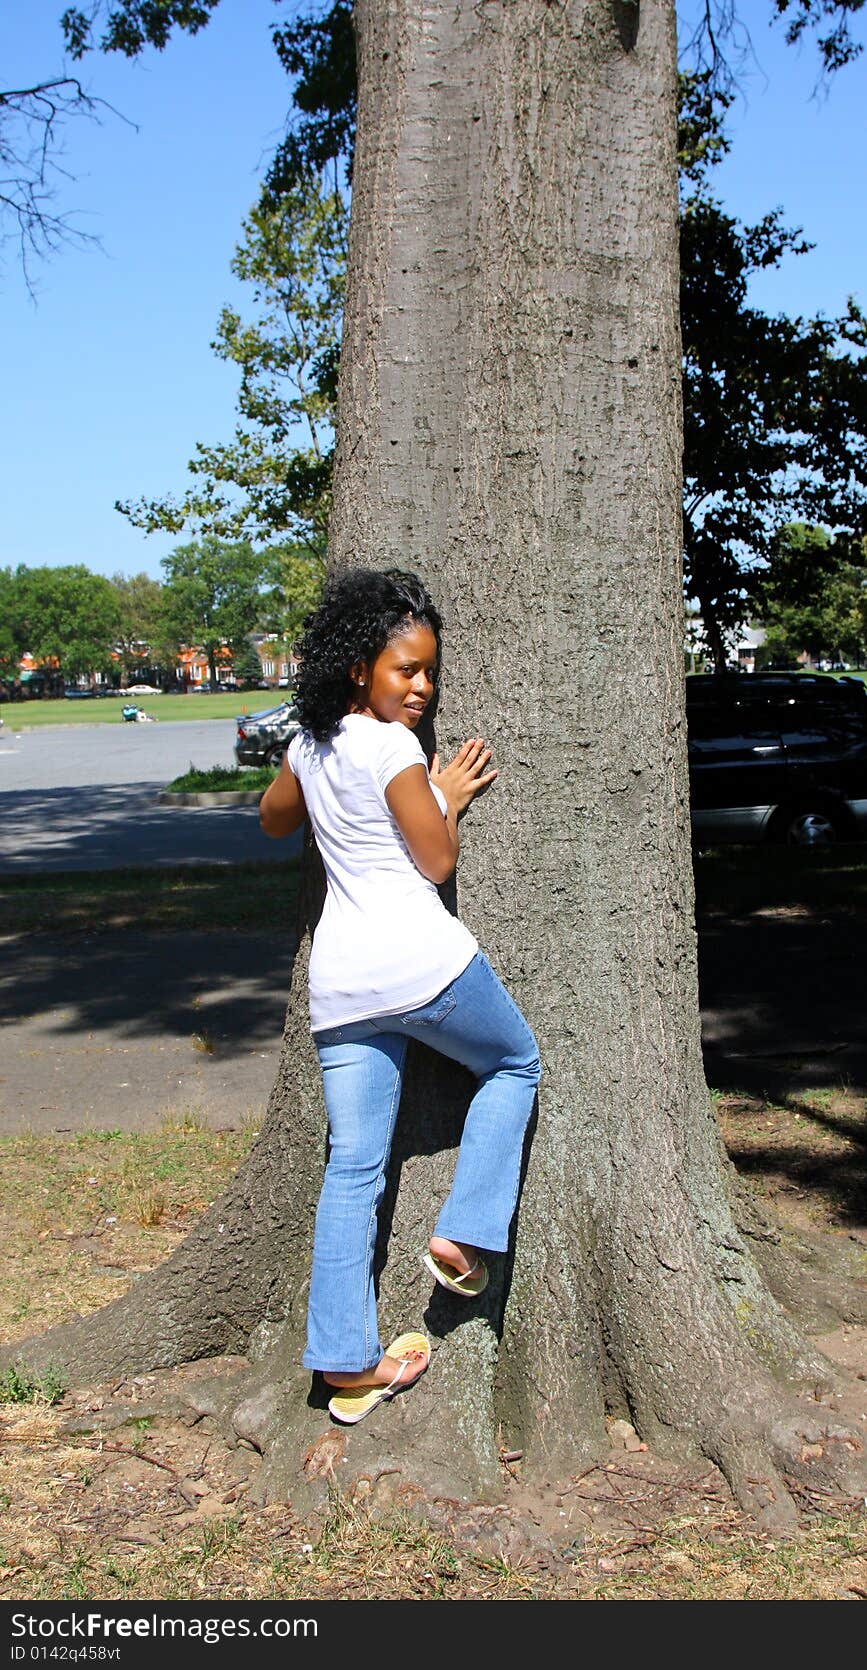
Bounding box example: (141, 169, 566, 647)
(352, 620, 438, 728)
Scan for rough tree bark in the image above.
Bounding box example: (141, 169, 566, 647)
(6, 0, 864, 1529)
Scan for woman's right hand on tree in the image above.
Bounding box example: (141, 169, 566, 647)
(431, 739, 498, 818)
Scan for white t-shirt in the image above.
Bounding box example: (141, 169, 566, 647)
(286, 714, 478, 1031)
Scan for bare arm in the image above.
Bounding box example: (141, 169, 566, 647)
(259, 755, 307, 838)
(385, 739, 497, 885)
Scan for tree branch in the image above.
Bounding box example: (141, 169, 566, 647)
(0, 76, 134, 294)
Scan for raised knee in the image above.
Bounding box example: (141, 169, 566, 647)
(519, 1029, 541, 1085)
(496, 1048, 540, 1088)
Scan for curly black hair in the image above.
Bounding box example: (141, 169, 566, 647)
(293, 568, 443, 741)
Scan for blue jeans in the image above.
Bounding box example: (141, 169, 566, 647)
(303, 950, 540, 1373)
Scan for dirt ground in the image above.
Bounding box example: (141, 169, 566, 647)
(1, 1305, 864, 1600)
(0, 868, 865, 1598)
(1, 1322, 864, 1601)
(0, 1087, 864, 1601)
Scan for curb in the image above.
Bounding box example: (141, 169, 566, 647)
(156, 790, 265, 807)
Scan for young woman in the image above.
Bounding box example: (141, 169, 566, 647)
(259, 570, 540, 1423)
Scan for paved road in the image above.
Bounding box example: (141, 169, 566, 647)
(0, 718, 301, 1128)
(0, 928, 298, 1134)
(0, 721, 300, 873)
(2, 900, 863, 1131)
(1, 719, 863, 1133)
(0, 717, 237, 788)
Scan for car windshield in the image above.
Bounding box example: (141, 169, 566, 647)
(243, 702, 298, 724)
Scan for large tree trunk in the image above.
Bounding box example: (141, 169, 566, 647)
(7, 0, 864, 1530)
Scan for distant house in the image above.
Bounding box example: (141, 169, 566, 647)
(12, 653, 64, 697)
(685, 615, 766, 672)
(250, 635, 301, 688)
(11, 636, 301, 695)
(175, 645, 235, 688)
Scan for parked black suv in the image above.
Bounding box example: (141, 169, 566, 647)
(686, 673, 867, 846)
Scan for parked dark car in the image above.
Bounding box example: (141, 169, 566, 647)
(686, 673, 867, 846)
(234, 700, 301, 767)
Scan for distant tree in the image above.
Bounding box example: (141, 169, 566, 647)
(11, 563, 119, 682)
(679, 77, 867, 668)
(110, 571, 169, 677)
(231, 639, 265, 687)
(0, 568, 22, 676)
(272, 539, 326, 646)
(821, 564, 867, 664)
(757, 522, 839, 608)
(158, 537, 281, 687)
(757, 524, 867, 666)
(117, 177, 345, 558)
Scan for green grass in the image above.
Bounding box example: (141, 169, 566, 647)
(0, 691, 280, 727)
(7, 674, 864, 726)
(164, 764, 278, 794)
(0, 1122, 260, 1346)
(0, 859, 300, 936)
(0, 1362, 67, 1407)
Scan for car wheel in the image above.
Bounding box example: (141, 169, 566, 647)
(778, 805, 840, 847)
(265, 741, 287, 768)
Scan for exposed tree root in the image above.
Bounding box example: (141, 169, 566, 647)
(165, 1312, 508, 1516)
(2, 1012, 862, 1537)
(39, 1323, 865, 1540)
(703, 1401, 866, 1533)
(5, 1200, 864, 1534)
(0, 1206, 285, 1384)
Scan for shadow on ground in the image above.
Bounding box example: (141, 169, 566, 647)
(717, 1090, 866, 1232)
(3, 900, 860, 1094)
(0, 930, 299, 1133)
(697, 905, 865, 1099)
(0, 784, 300, 874)
(0, 930, 297, 1046)
(1, 839, 864, 1132)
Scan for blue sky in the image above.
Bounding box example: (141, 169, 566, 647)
(2, 0, 864, 582)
